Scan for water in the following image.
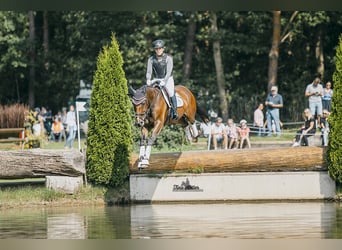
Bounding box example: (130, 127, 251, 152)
(1, 202, 342, 239)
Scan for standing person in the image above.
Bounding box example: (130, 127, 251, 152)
(146, 39, 178, 120)
(61, 107, 68, 141)
(265, 86, 283, 137)
(292, 108, 316, 147)
(305, 75, 323, 124)
(320, 109, 330, 147)
(322, 81, 333, 112)
(64, 105, 77, 149)
(253, 103, 265, 136)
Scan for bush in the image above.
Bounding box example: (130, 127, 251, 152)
(327, 35, 342, 182)
(0, 104, 28, 128)
(86, 34, 132, 187)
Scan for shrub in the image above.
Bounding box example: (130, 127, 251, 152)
(86, 34, 132, 187)
(327, 35, 342, 182)
(0, 104, 28, 128)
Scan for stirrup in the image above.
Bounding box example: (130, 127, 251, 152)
(171, 111, 178, 120)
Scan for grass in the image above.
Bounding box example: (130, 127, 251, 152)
(0, 183, 113, 209)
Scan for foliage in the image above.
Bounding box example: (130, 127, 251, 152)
(86, 34, 132, 187)
(327, 35, 342, 183)
(0, 11, 341, 124)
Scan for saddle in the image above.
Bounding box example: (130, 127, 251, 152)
(160, 87, 183, 108)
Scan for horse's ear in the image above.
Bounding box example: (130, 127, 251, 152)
(128, 85, 136, 97)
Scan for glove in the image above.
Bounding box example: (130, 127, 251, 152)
(160, 80, 166, 86)
(146, 79, 152, 86)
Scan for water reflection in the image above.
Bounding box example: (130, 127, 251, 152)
(0, 202, 342, 238)
(130, 203, 337, 238)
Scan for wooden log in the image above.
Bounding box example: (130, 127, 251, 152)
(129, 147, 327, 174)
(0, 149, 85, 179)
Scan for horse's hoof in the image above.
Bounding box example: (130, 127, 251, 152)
(138, 160, 149, 169)
(138, 164, 149, 170)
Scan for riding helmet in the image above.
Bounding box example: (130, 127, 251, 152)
(153, 39, 165, 49)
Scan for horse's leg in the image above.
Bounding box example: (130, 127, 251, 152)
(138, 127, 148, 160)
(138, 127, 149, 168)
(144, 120, 164, 163)
(189, 123, 198, 138)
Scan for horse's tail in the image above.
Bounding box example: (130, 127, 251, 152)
(196, 101, 209, 124)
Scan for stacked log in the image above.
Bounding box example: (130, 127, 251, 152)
(129, 147, 327, 174)
(0, 149, 85, 179)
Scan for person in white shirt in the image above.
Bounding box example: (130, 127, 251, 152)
(253, 103, 265, 136)
(210, 117, 227, 150)
(64, 105, 77, 149)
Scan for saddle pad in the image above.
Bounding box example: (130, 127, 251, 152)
(175, 93, 183, 107)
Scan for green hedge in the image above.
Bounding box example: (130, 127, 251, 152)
(328, 35, 342, 183)
(86, 34, 132, 187)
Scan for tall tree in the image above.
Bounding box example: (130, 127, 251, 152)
(86, 34, 132, 187)
(28, 11, 36, 108)
(268, 11, 281, 92)
(43, 11, 49, 70)
(182, 12, 197, 83)
(210, 11, 228, 120)
(327, 35, 342, 182)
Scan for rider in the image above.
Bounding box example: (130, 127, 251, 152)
(146, 39, 178, 120)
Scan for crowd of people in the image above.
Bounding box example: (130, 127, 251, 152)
(197, 74, 332, 150)
(25, 105, 77, 149)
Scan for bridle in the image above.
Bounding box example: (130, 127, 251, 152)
(130, 85, 163, 127)
(134, 102, 149, 127)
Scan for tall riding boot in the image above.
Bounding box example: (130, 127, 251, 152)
(170, 95, 178, 120)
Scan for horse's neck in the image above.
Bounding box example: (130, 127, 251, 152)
(146, 87, 162, 107)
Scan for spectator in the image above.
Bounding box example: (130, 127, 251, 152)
(210, 117, 227, 150)
(199, 120, 212, 138)
(253, 103, 265, 136)
(265, 86, 283, 136)
(64, 105, 77, 149)
(51, 116, 64, 142)
(237, 119, 251, 149)
(292, 108, 316, 147)
(305, 75, 323, 125)
(322, 81, 333, 112)
(226, 118, 239, 149)
(41, 107, 53, 138)
(32, 107, 43, 136)
(320, 109, 330, 147)
(61, 107, 68, 141)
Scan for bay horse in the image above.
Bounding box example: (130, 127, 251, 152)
(128, 82, 208, 169)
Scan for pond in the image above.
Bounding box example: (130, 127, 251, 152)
(1, 202, 342, 239)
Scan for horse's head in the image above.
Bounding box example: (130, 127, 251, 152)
(128, 85, 149, 127)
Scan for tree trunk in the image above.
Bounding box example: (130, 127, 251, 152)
(182, 12, 196, 83)
(315, 27, 324, 78)
(129, 147, 327, 174)
(210, 12, 228, 121)
(268, 11, 281, 92)
(28, 11, 36, 108)
(43, 11, 49, 70)
(0, 150, 85, 179)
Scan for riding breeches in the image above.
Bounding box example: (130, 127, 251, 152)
(154, 76, 175, 96)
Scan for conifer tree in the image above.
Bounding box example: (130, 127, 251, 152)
(327, 35, 342, 183)
(86, 34, 132, 187)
